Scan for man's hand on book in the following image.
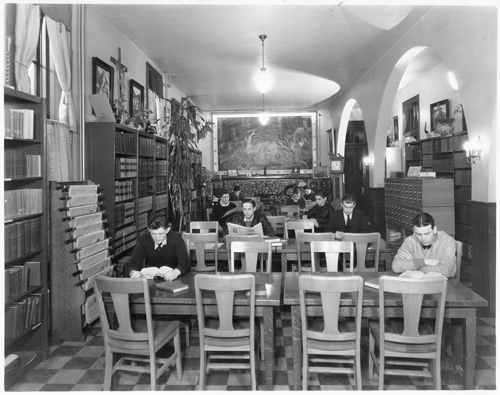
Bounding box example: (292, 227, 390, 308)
(163, 269, 180, 281)
(130, 270, 142, 278)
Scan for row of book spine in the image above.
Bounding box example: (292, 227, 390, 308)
(5, 293, 43, 339)
(454, 185, 471, 204)
(4, 189, 42, 220)
(115, 132, 136, 155)
(114, 225, 137, 255)
(4, 151, 41, 178)
(156, 142, 168, 158)
(156, 160, 167, 175)
(138, 177, 154, 197)
(4, 218, 42, 262)
(4, 109, 34, 139)
(114, 180, 135, 202)
(5, 265, 29, 301)
(139, 158, 155, 176)
(115, 157, 137, 178)
(155, 193, 168, 210)
(115, 201, 136, 228)
(156, 176, 168, 193)
(138, 212, 149, 230)
(138, 196, 153, 213)
(139, 136, 155, 156)
(455, 169, 472, 185)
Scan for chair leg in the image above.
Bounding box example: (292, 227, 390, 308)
(150, 353, 157, 391)
(433, 358, 441, 390)
(250, 344, 257, 390)
(302, 354, 308, 390)
(368, 331, 374, 379)
(103, 350, 113, 391)
(378, 352, 385, 391)
(198, 348, 206, 391)
(355, 350, 362, 390)
(260, 320, 265, 361)
(174, 327, 183, 381)
(184, 321, 190, 348)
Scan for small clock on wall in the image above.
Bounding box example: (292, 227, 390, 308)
(329, 153, 345, 174)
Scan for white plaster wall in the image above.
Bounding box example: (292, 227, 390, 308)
(329, 6, 497, 203)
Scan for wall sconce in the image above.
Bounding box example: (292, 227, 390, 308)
(464, 136, 482, 164)
(363, 155, 373, 169)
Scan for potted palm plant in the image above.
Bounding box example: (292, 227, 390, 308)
(165, 97, 213, 231)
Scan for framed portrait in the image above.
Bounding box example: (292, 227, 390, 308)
(292, 166, 301, 175)
(213, 112, 317, 172)
(92, 57, 114, 106)
(430, 99, 449, 132)
(129, 79, 144, 117)
(402, 95, 419, 138)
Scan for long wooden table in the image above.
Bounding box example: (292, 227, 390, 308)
(283, 271, 488, 390)
(117, 272, 281, 390)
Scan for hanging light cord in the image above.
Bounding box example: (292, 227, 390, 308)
(259, 34, 267, 71)
(262, 93, 265, 111)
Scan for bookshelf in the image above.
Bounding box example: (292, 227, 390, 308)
(4, 87, 49, 387)
(84, 123, 170, 262)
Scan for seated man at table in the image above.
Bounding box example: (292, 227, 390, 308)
(229, 185, 246, 202)
(303, 185, 316, 201)
(126, 214, 192, 280)
(392, 212, 456, 278)
(331, 193, 372, 240)
(227, 198, 275, 237)
(284, 187, 306, 210)
(210, 189, 238, 234)
(301, 190, 335, 232)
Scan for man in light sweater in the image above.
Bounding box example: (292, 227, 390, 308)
(392, 212, 457, 278)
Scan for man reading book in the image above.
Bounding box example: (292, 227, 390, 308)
(210, 190, 237, 234)
(392, 212, 456, 278)
(227, 199, 275, 237)
(126, 214, 191, 280)
(301, 190, 335, 233)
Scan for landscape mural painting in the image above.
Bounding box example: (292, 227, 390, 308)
(215, 114, 315, 170)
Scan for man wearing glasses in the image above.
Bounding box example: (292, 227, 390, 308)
(126, 214, 191, 281)
(331, 193, 371, 239)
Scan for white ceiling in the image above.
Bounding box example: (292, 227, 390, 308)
(93, 3, 439, 112)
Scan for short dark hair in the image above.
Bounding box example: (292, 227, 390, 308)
(292, 187, 301, 194)
(412, 212, 435, 228)
(220, 190, 230, 197)
(233, 185, 241, 192)
(305, 185, 312, 191)
(314, 190, 328, 199)
(342, 193, 357, 204)
(148, 214, 170, 230)
(242, 198, 256, 207)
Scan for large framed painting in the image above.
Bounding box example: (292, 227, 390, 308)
(430, 99, 449, 132)
(129, 79, 144, 117)
(213, 112, 317, 171)
(92, 57, 114, 106)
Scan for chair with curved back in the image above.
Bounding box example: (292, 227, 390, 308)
(279, 205, 301, 220)
(342, 232, 381, 272)
(94, 276, 183, 390)
(229, 241, 273, 273)
(368, 275, 448, 390)
(299, 275, 363, 390)
(225, 234, 264, 273)
(205, 207, 213, 222)
(182, 232, 220, 272)
(189, 221, 219, 235)
(294, 232, 335, 272)
(267, 215, 288, 239)
(195, 273, 256, 390)
(286, 219, 315, 239)
(310, 240, 355, 272)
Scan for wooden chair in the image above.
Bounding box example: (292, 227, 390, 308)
(189, 220, 219, 235)
(182, 232, 220, 272)
(94, 276, 182, 391)
(455, 240, 463, 281)
(279, 205, 301, 220)
(299, 275, 363, 390)
(206, 207, 213, 221)
(233, 201, 243, 207)
(267, 215, 288, 239)
(286, 219, 315, 239)
(310, 240, 355, 272)
(342, 232, 381, 272)
(255, 201, 264, 210)
(368, 275, 448, 390)
(294, 232, 335, 272)
(230, 241, 272, 273)
(194, 273, 256, 390)
(225, 234, 263, 271)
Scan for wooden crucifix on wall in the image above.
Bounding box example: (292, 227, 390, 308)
(111, 47, 127, 115)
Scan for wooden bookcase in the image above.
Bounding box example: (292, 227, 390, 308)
(84, 122, 171, 261)
(4, 87, 49, 387)
(400, 131, 472, 260)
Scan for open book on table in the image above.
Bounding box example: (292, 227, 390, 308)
(140, 266, 173, 280)
(227, 222, 263, 236)
(365, 271, 444, 289)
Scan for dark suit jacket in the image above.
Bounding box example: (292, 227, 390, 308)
(331, 209, 371, 233)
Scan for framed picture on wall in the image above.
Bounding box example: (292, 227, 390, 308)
(430, 99, 449, 132)
(92, 57, 114, 107)
(129, 79, 144, 117)
(402, 95, 419, 139)
(393, 116, 399, 141)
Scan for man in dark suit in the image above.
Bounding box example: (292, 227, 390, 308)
(331, 193, 371, 239)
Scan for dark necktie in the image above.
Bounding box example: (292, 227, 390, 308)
(346, 215, 351, 231)
(423, 244, 432, 250)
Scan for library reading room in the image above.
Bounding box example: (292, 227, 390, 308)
(3, 2, 497, 392)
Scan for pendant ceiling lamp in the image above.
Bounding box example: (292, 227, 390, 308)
(255, 34, 271, 93)
(259, 93, 269, 126)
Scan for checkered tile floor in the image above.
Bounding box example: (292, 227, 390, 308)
(9, 263, 496, 391)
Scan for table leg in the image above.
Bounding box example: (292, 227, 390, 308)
(291, 305, 302, 390)
(263, 306, 276, 390)
(463, 308, 477, 389)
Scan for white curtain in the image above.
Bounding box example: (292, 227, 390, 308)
(14, 4, 40, 93)
(45, 16, 76, 129)
(47, 120, 71, 181)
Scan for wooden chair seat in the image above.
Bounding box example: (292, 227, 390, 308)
(182, 232, 220, 272)
(108, 320, 179, 351)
